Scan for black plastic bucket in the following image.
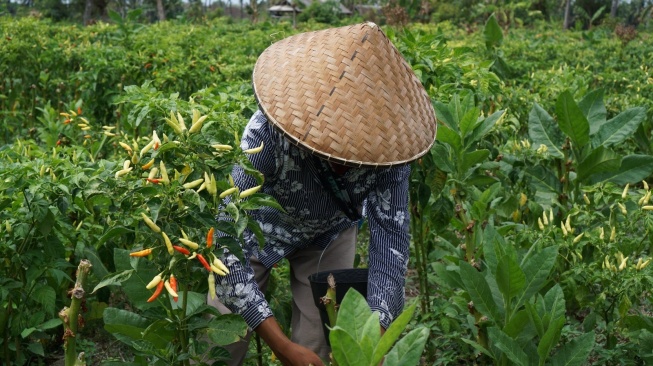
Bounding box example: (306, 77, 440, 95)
(308, 268, 369, 345)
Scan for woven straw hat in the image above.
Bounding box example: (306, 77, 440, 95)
(252, 22, 437, 167)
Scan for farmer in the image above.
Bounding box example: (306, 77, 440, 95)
(209, 22, 437, 366)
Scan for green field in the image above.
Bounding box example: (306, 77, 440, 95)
(2, 14, 653, 365)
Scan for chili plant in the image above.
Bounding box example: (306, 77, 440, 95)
(92, 93, 281, 365)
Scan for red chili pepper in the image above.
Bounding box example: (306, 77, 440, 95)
(147, 281, 165, 302)
(169, 274, 178, 302)
(197, 254, 211, 271)
(206, 227, 215, 249)
(173, 245, 190, 255)
(147, 178, 161, 184)
(77, 107, 82, 115)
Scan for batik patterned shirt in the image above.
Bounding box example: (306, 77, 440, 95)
(215, 110, 411, 330)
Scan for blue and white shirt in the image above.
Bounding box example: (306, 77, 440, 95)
(215, 110, 411, 330)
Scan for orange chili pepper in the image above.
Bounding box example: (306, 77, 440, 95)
(173, 245, 190, 255)
(206, 227, 215, 248)
(130, 248, 153, 257)
(169, 274, 178, 302)
(147, 281, 165, 302)
(197, 254, 211, 271)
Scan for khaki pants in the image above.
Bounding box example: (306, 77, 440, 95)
(207, 226, 357, 365)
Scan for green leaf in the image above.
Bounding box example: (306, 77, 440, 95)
(26, 342, 44, 357)
(484, 14, 503, 49)
(430, 143, 454, 173)
(459, 107, 481, 142)
(549, 332, 595, 366)
(433, 100, 457, 133)
(103, 307, 172, 349)
(432, 262, 463, 290)
(576, 145, 620, 183)
(240, 194, 285, 212)
(436, 124, 462, 153)
(590, 155, 653, 185)
(360, 312, 382, 355)
(488, 327, 530, 366)
(335, 289, 374, 343)
(482, 225, 510, 276)
(33, 285, 56, 315)
(96, 226, 134, 248)
(578, 89, 606, 134)
(37, 318, 63, 331)
(496, 255, 526, 303)
(527, 302, 544, 338)
(592, 107, 646, 148)
(330, 328, 370, 366)
(459, 261, 502, 322)
(108, 9, 123, 24)
(460, 338, 495, 359)
(38, 208, 55, 237)
(525, 166, 561, 196)
(113, 249, 161, 309)
(206, 314, 248, 346)
(372, 302, 418, 365)
(383, 328, 429, 366)
(83, 247, 110, 282)
(503, 309, 530, 338)
(543, 285, 566, 329)
(528, 103, 564, 159)
(555, 91, 590, 149)
(538, 316, 565, 364)
(460, 150, 490, 174)
(92, 270, 134, 293)
(515, 246, 558, 310)
(466, 110, 505, 150)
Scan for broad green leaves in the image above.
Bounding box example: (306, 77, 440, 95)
(329, 290, 429, 366)
(555, 91, 590, 150)
(449, 226, 593, 365)
(527, 89, 651, 205)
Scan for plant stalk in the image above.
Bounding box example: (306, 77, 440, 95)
(59, 259, 92, 366)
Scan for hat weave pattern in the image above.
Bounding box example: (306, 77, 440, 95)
(253, 22, 437, 167)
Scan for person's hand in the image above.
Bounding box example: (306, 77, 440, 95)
(275, 341, 324, 366)
(255, 317, 324, 366)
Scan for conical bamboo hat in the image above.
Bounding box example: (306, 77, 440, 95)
(252, 22, 437, 167)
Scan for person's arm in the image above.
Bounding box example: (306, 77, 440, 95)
(364, 165, 411, 329)
(215, 111, 324, 364)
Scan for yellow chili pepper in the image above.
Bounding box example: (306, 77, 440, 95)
(622, 184, 630, 199)
(162, 232, 174, 255)
(164, 279, 178, 298)
(243, 141, 264, 154)
(183, 178, 204, 190)
(141, 158, 155, 170)
(212, 256, 229, 274)
(239, 185, 262, 198)
(212, 144, 233, 151)
(130, 248, 153, 257)
(179, 238, 200, 250)
(189, 114, 207, 134)
(177, 112, 187, 132)
(141, 212, 161, 233)
(146, 273, 163, 289)
(219, 187, 238, 198)
(208, 274, 216, 300)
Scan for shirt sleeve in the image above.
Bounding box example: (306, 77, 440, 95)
(213, 110, 279, 330)
(364, 164, 411, 329)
